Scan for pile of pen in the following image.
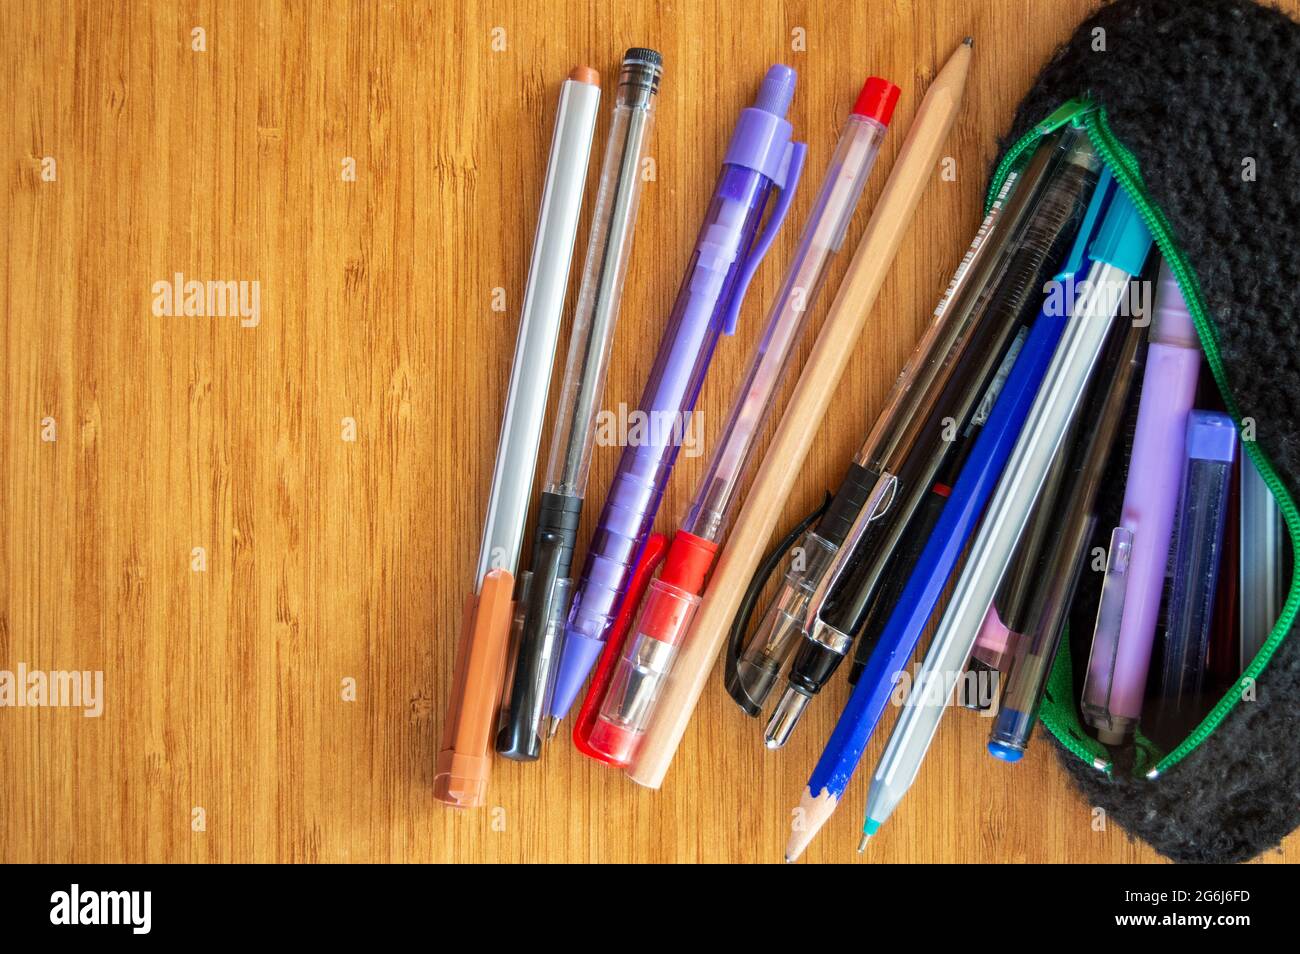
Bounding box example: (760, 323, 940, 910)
(437, 40, 920, 807)
(741, 117, 1288, 861)
(436, 41, 1286, 861)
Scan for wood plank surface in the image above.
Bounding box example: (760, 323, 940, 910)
(3, 0, 1296, 863)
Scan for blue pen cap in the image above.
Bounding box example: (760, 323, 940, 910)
(1088, 186, 1152, 276)
(988, 740, 1024, 762)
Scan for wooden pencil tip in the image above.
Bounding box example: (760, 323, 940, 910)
(963, 36, 974, 47)
(784, 787, 838, 863)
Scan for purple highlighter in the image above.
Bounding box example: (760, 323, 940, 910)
(549, 66, 807, 724)
(1082, 262, 1202, 744)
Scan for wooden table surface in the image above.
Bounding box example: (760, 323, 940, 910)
(4, 0, 1297, 864)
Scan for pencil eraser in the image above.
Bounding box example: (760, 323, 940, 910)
(852, 77, 901, 125)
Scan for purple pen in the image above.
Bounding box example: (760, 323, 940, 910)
(1082, 261, 1202, 744)
(549, 65, 807, 726)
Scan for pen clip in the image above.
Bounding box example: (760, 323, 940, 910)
(1080, 524, 1134, 733)
(721, 140, 809, 335)
(573, 533, 669, 762)
(809, 474, 895, 628)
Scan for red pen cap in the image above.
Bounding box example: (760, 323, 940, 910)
(658, 531, 718, 593)
(852, 76, 901, 125)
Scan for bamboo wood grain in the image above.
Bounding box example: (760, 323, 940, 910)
(3, 0, 1298, 864)
(630, 40, 973, 788)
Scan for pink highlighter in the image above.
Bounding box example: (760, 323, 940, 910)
(1081, 261, 1202, 744)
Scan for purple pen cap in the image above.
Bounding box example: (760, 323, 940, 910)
(1186, 410, 1237, 463)
(755, 64, 797, 115)
(724, 65, 797, 183)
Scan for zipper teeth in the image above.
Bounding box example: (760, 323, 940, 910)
(984, 99, 1093, 217)
(982, 104, 1300, 777)
(986, 144, 1036, 215)
(1083, 109, 1300, 774)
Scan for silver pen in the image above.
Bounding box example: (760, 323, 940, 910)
(473, 67, 601, 587)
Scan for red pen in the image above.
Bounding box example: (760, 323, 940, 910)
(574, 533, 668, 763)
(582, 531, 716, 766)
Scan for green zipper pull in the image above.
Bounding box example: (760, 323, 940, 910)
(1034, 98, 1095, 136)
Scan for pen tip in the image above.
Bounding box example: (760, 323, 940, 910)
(783, 855, 794, 864)
(547, 716, 561, 739)
(857, 832, 871, 853)
(962, 36, 974, 47)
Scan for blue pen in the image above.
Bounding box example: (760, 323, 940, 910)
(784, 159, 1115, 862)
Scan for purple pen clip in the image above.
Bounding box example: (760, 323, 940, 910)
(721, 140, 808, 335)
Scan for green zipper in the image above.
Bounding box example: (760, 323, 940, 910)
(985, 102, 1300, 777)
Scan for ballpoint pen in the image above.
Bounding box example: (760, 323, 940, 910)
(548, 65, 808, 728)
(631, 38, 974, 791)
(1081, 262, 1201, 744)
(766, 127, 1101, 747)
(988, 298, 1146, 760)
(436, 67, 600, 806)
(727, 122, 1051, 720)
(782, 162, 1116, 860)
(858, 183, 1152, 852)
(970, 425, 1076, 674)
(1240, 445, 1285, 670)
(1156, 410, 1236, 737)
(497, 49, 662, 762)
(578, 76, 898, 766)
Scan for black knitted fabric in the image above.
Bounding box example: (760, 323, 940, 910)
(993, 0, 1300, 863)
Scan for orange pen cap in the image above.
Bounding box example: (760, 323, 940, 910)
(434, 569, 515, 808)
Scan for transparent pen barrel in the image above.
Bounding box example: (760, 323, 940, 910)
(866, 132, 1098, 480)
(545, 73, 659, 497)
(683, 115, 886, 542)
(588, 578, 700, 765)
(497, 571, 573, 753)
(733, 530, 839, 705)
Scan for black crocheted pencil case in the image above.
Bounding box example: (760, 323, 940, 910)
(987, 0, 1300, 863)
